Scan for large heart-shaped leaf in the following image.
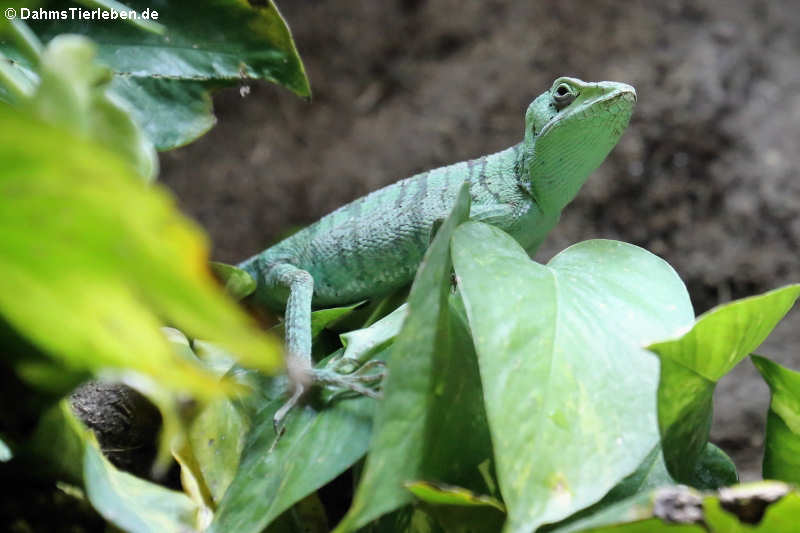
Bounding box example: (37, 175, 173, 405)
(452, 224, 694, 532)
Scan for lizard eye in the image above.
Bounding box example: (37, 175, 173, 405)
(553, 83, 577, 109)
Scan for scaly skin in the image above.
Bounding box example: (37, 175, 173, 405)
(239, 77, 636, 427)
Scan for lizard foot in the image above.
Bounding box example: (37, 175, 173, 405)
(272, 359, 387, 435)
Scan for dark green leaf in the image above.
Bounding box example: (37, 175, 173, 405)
(209, 358, 376, 533)
(407, 482, 506, 533)
(270, 303, 362, 351)
(751, 355, 800, 482)
(335, 184, 492, 531)
(264, 494, 329, 533)
(8, 0, 311, 149)
(648, 285, 800, 483)
(109, 76, 217, 150)
(452, 227, 694, 532)
(546, 443, 736, 533)
(26, 401, 88, 483)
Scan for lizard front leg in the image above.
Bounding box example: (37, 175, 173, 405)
(264, 261, 384, 432)
(265, 263, 314, 431)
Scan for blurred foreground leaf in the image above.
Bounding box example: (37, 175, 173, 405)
(210, 262, 257, 301)
(29, 34, 157, 181)
(0, 106, 281, 396)
(648, 285, 800, 483)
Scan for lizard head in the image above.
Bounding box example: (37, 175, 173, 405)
(522, 77, 636, 213)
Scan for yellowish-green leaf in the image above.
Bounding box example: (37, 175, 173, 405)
(406, 481, 505, 511)
(29, 35, 158, 181)
(0, 105, 281, 397)
(210, 262, 257, 301)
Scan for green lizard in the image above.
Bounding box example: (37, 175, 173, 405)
(239, 77, 636, 428)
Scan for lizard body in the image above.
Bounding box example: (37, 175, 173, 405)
(239, 77, 636, 425)
(240, 146, 552, 309)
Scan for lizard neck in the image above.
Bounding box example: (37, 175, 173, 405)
(512, 142, 538, 204)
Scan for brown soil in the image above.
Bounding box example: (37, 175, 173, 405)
(160, 0, 800, 481)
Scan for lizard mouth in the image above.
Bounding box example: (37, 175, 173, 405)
(538, 84, 637, 138)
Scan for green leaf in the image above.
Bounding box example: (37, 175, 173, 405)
(264, 494, 330, 533)
(338, 303, 407, 367)
(648, 285, 800, 483)
(689, 443, 738, 490)
(84, 442, 201, 533)
(26, 401, 89, 483)
(9, 0, 310, 150)
(189, 395, 251, 505)
(0, 105, 281, 397)
(310, 304, 362, 339)
(109, 76, 217, 151)
(335, 184, 493, 531)
(406, 482, 506, 533)
(406, 481, 505, 511)
(751, 355, 800, 482)
(269, 303, 362, 350)
(19, 399, 202, 532)
(209, 351, 377, 533)
(210, 262, 257, 300)
(28, 35, 157, 181)
(452, 227, 694, 533)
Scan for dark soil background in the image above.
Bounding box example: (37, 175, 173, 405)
(161, 0, 800, 480)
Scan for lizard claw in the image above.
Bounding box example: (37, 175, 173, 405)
(273, 382, 306, 436)
(270, 358, 387, 441)
(315, 359, 386, 399)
